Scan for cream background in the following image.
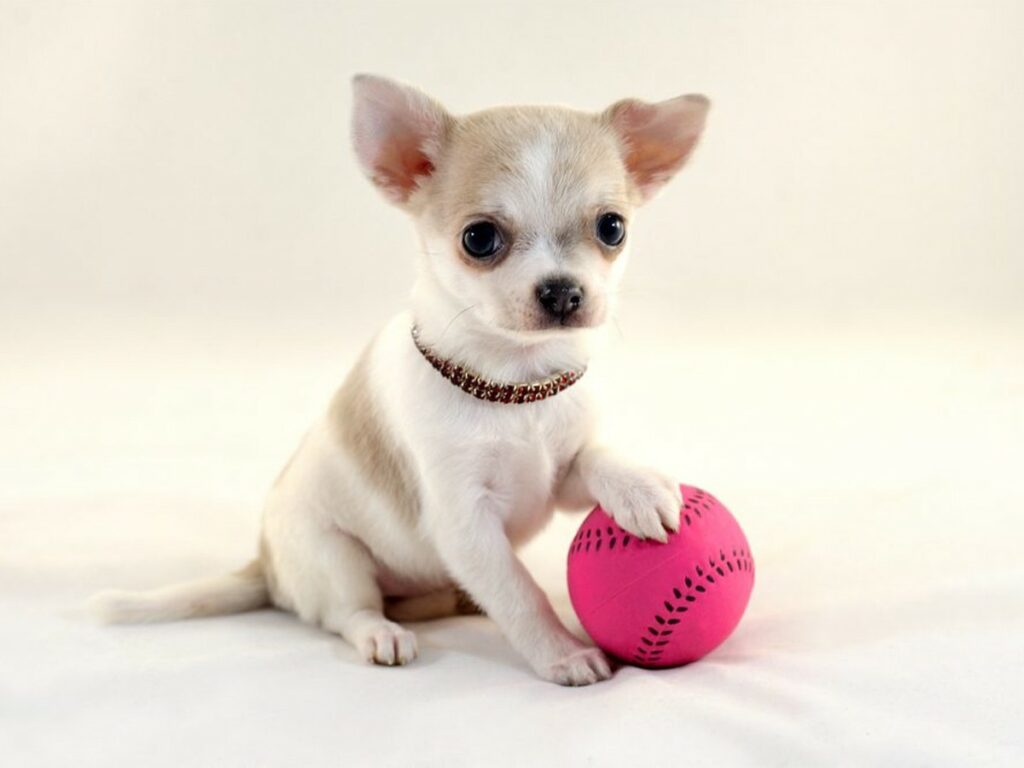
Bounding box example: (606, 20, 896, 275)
(2, 2, 1022, 766)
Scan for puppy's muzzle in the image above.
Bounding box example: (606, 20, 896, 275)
(536, 277, 584, 324)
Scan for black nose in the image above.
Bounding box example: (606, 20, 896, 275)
(536, 278, 584, 323)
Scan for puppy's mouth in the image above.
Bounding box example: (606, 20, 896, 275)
(532, 313, 596, 331)
(517, 305, 606, 334)
(457, 298, 606, 341)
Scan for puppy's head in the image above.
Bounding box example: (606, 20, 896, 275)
(351, 74, 708, 338)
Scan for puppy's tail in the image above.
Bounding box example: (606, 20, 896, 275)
(86, 560, 269, 624)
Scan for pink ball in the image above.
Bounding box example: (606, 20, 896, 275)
(567, 484, 754, 668)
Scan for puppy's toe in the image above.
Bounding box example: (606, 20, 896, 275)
(393, 627, 419, 665)
(543, 646, 615, 687)
(356, 621, 418, 666)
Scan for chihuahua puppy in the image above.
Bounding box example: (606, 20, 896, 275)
(89, 74, 709, 686)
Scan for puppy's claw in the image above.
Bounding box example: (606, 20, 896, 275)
(657, 501, 682, 533)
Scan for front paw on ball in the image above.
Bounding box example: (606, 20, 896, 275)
(598, 472, 683, 543)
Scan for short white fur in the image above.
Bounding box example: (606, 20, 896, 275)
(88, 74, 709, 686)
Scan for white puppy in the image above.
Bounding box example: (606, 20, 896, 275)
(90, 74, 709, 686)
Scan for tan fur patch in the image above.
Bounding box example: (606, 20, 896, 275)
(421, 106, 635, 261)
(383, 587, 484, 622)
(328, 346, 420, 524)
(234, 559, 262, 579)
(258, 535, 279, 599)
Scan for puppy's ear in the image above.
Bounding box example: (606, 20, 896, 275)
(603, 94, 710, 202)
(351, 74, 452, 205)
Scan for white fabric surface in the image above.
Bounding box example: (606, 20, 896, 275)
(3, 318, 1022, 767)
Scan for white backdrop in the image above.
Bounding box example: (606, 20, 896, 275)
(2, 2, 1022, 766)
(3, 1, 1022, 328)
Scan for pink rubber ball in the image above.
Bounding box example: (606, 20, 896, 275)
(567, 485, 754, 668)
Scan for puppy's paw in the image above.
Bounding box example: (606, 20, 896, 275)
(593, 466, 683, 543)
(538, 645, 614, 687)
(355, 620, 419, 666)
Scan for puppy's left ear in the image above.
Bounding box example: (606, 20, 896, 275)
(351, 74, 453, 206)
(603, 94, 710, 203)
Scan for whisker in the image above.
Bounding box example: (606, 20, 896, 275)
(441, 304, 478, 339)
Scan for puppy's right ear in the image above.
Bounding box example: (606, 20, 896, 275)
(351, 74, 452, 205)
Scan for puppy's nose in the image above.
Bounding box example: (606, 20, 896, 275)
(536, 277, 584, 323)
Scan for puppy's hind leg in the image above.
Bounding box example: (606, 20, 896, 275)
(385, 587, 483, 622)
(270, 523, 418, 666)
(322, 533, 419, 666)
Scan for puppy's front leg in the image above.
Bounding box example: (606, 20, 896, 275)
(426, 489, 612, 686)
(558, 444, 683, 542)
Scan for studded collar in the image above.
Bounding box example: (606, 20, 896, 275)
(410, 325, 586, 404)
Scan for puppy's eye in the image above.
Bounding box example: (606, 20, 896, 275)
(596, 212, 626, 247)
(461, 221, 503, 259)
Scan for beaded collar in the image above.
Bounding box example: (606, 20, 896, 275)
(410, 326, 586, 404)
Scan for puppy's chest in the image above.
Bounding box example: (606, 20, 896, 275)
(463, 402, 583, 538)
